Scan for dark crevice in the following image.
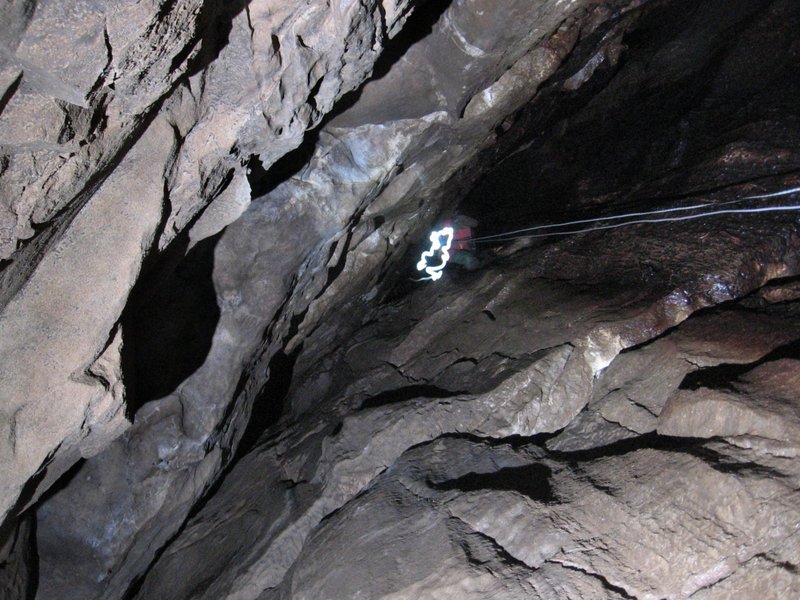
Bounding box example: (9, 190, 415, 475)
(576, 473, 617, 498)
(752, 274, 800, 296)
(360, 384, 466, 410)
(318, 0, 453, 125)
(121, 231, 222, 419)
(306, 76, 323, 114)
(122, 522, 184, 600)
(12, 458, 88, 595)
(616, 296, 787, 358)
(430, 463, 556, 504)
(85, 93, 110, 140)
(0, 512, 37, 600)
(180, 0, 247, 78)
(756, 553, 800, 574)
(547, 432, 704, 462)
(436, 430, 560, 450)
(0, 70, 23, 116)
(613, 318, 683, 356)
(124, 337, 299, 598)
(373, 1, 387, 51)
(246, 128, 320, 199)
(25, 513, 38, 600)
(683, 445, 789, 480)
(153, 0, 179, 24)
(314, 469, 388, 528)
(549, 432, 789, 480)
(287, 308, 309, 340)
(680, 336, 800, 391)
(0, 443, 63, 549)
(553, 562, 637, 600)
(244, 153, 269, 196)
(235, 345, 302, 458)
(214, 279, 307, 466)
(312, 203, 371, 303)
(31, 459, 86, 508)
(447, 518, 532, 571)
(314, 230, 355, 301)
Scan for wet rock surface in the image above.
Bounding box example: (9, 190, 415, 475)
(1, 0, 800, 598)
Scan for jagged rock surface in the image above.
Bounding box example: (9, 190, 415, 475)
(1, 0, 800, 598)
(1, 0, 422, 584)
(133, 209, 800, 599)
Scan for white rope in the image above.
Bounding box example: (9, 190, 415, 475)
(412, 185, 800, 282)
(470, 185, 800, 243)
(476, 203, 800, 244)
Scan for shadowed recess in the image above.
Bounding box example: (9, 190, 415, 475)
(429, 463, 556, 503)
(360, 384, 466, 409)
(121, 232, 222, 417)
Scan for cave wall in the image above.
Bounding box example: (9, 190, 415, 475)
(2, 0, 800, 598)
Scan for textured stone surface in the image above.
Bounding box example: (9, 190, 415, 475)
(549, 304, 800, 451)
(660, 356, 800, 443)
(132, 203, 800, 597)
(29, 1, 615, 596)
(1, 0, 800, 597)
(266, 433, 800, 599)
(0, 113, 174, 522)
(1, 0, 423, 573)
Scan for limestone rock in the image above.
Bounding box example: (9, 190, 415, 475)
(278, 435, 800, 599)
(660, 357, 800, 445)
(1, 0, 800, 597)
(0, 113, 175, 524)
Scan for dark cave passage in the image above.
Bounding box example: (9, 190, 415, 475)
(121, 232, 223, 417)
(459, 0, 800, 238)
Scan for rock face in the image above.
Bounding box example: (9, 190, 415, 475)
(2, 0, 800, 598)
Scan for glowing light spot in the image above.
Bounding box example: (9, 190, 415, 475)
(416, 227, 454, 281)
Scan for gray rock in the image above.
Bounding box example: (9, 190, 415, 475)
(1, 0, 799, 597)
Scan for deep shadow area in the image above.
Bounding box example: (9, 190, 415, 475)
(459, 0, 800, 238)
(235, 346, 302, 458)
(680, 336, 800, 391)
(687, 445, 787, 479)
(121, 344, 303, 597)
(360, 384, 465, 409)
(0, 512, 37, 600)
(549, 432, 703, 461)
(24, 514, 36, 600)
(8, 459, 89, 599)
(121, 232, 223, 418)
(429, 463, 556, 503)
(546, 433, 783, 479)
(246, 132, 320, 199)
(0, 456, 84, 598)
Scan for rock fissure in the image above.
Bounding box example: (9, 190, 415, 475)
(546, 559, 638, 600)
